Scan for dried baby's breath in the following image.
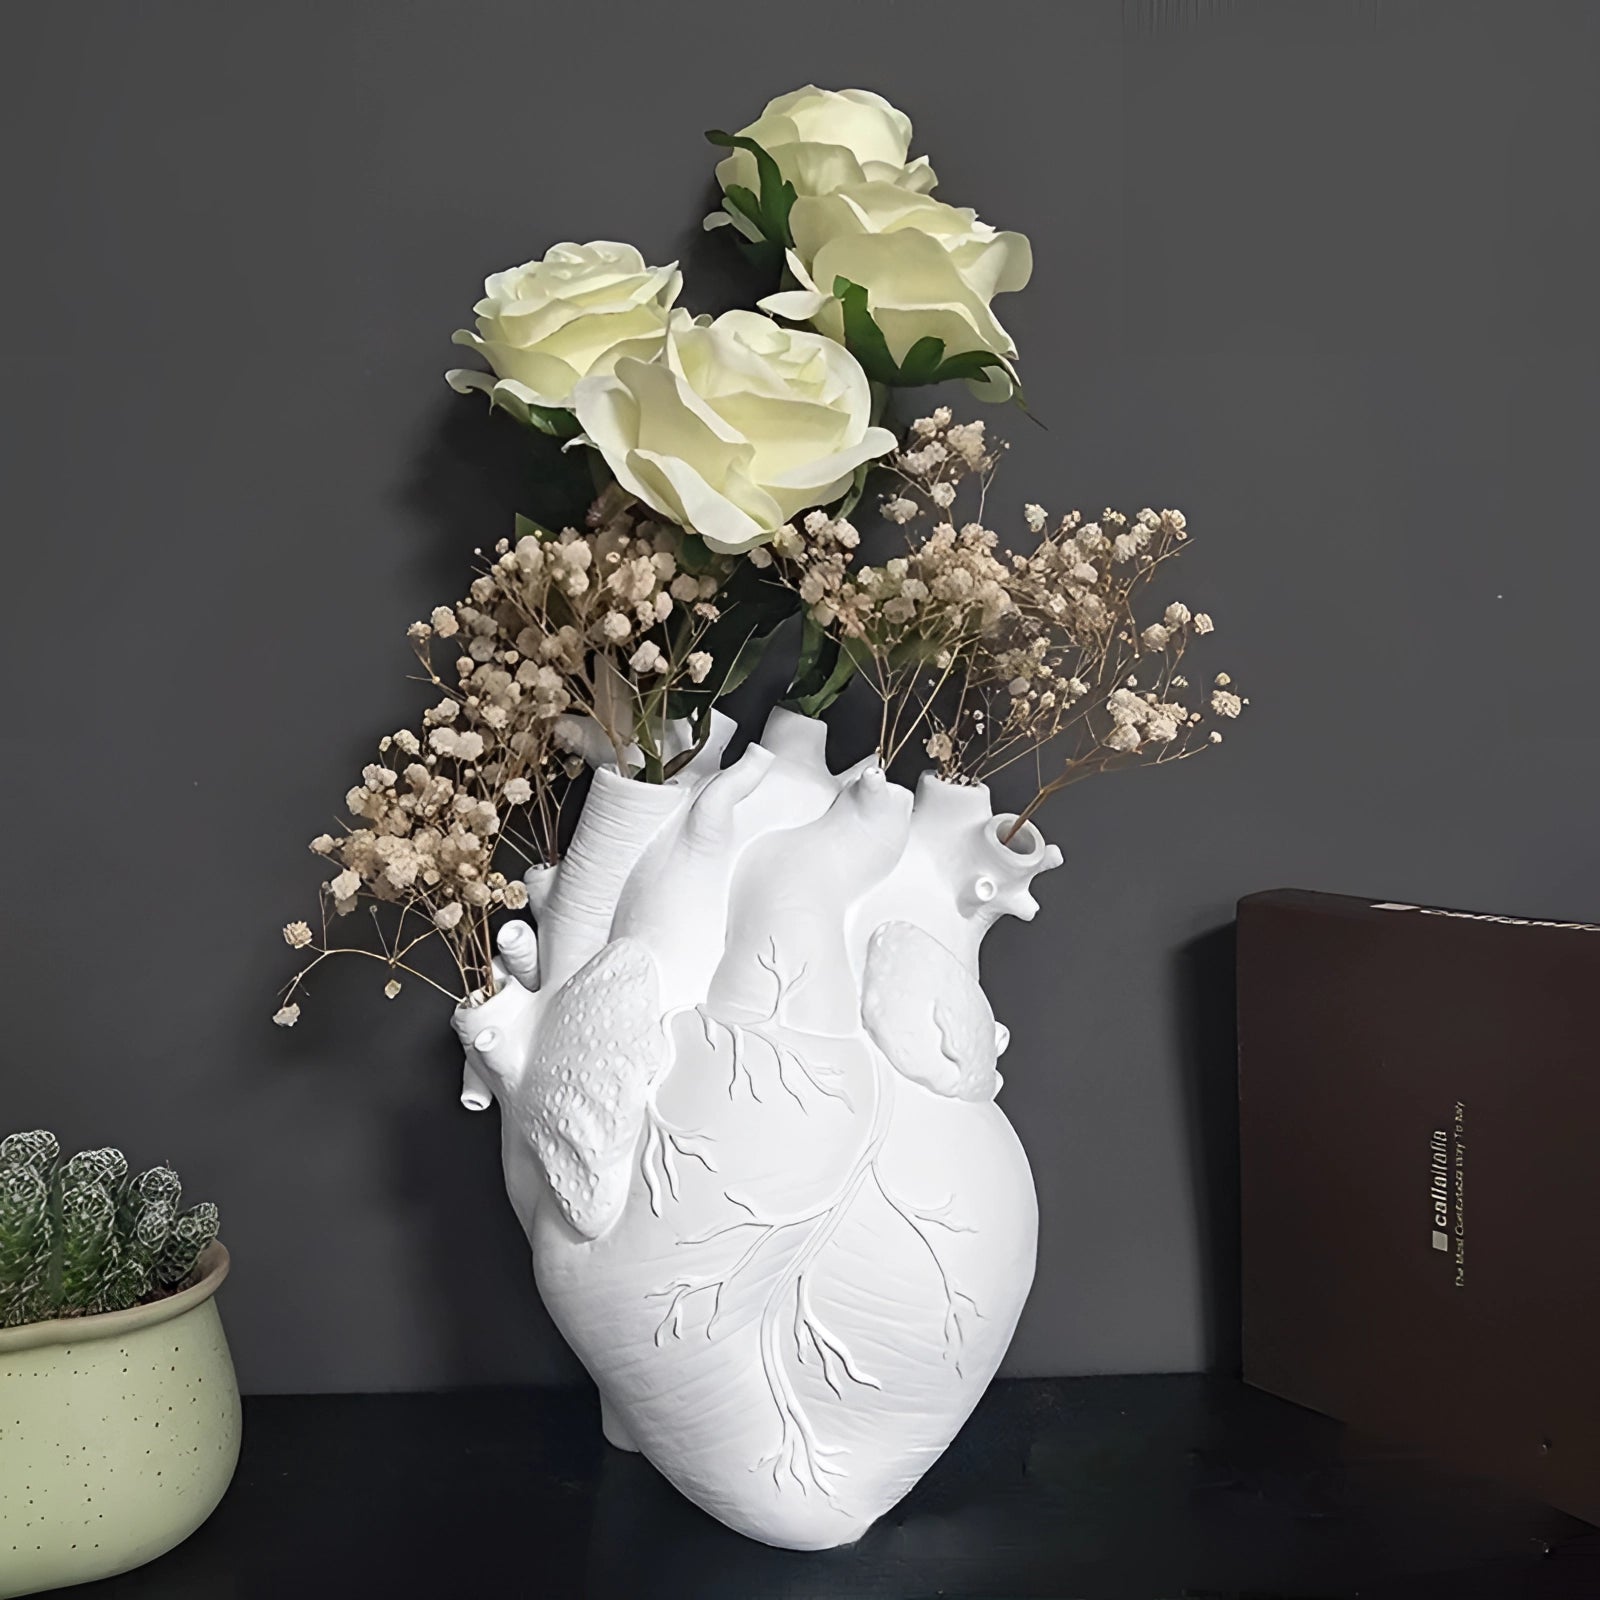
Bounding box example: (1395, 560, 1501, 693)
(276, 485, 743, 1018)
(773, 410, 1244, 837)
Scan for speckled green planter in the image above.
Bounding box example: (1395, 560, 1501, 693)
(0, 1242, 240, 1598)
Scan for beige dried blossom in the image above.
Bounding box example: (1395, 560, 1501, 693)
(282, 921, 313, 950)
(629, 640, 667, 674)
(277, 482, 768, 1020)
(776, 408, 1243, 833)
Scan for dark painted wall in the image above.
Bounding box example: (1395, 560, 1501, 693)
(3, 0, 1596, 1392)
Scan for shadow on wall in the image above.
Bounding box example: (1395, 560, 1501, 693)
(384, 1082, 586, 1386)
(402, 393, 594, 572)
(389, 395, 595, 1383)
(1175, 922, 1242, 1375)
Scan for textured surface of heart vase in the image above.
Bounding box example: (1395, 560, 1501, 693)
(453, 706, 1061, 1549)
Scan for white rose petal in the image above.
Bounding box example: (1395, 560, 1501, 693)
(572, 310, 896, 555)
(707, 86, 936, 240)
(446, 241, 681, 413)
(762, 185, 1032, 400)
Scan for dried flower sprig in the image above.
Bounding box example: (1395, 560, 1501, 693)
(277, 487, 791, 1017)
(775, 407, 1244, 836)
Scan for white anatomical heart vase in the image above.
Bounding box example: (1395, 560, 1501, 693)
(453, 707, 1061, 1550)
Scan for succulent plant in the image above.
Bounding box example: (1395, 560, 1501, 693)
(0, 1129, 220, 1327)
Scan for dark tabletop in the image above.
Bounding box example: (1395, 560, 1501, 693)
(67, 1375, 1599, 1599)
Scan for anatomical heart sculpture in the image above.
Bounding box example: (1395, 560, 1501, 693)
(277, 83, 1241, 1551)
(453, 708, 1058, 1548)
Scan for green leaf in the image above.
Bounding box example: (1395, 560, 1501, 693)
(663, 568, 799, 724)
(721, 183, 766, 235)
(788, 647, 861, 719)
(717, 615, 787, 699)
(886, 632, 958, 671)
(783, 613, 863, 717)
(832, 457, 876, 520)
(513, 513, 551, 542)
(828, 281, 1024, 398)
(672, 532, 719, 576)
(833, 277, 902, 385)
(490, 389, 582, 440)
(531, 405, 582, 440)
(898, 335, 948, 387)
(927, 349, 1006, 385)
(787, 610, 831, 699)
(705, 130, 797, 248)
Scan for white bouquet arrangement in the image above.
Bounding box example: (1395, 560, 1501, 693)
(273, 85, 1245, 1552)
(277, 84, 1241, 1013)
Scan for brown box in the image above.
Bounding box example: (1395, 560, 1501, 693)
(1237, 888, 1600, 1525)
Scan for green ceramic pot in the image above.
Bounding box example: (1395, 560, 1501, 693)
(0, 1242, 240, 1597)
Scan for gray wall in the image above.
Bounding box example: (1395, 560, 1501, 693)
(3, 1, 1597, 1394)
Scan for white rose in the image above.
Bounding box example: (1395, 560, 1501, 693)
(572, 309, 896, 554)
(761, 186, 1032, 398)
(707, 85, 935, 240)
(446, 241, 681, 420)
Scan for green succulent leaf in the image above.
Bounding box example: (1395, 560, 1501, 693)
(62, 1148, 127, 1190)
(97, 1256, 149, 1315)
(135, 1165, 181, 1207)
(0, 1162, 51, 1327)
(0, 1132, 220, 1325)
(56, 1180, 118, 1317)
(0, 1130, 59, 1174)
(156, 1202, 220, 1292)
